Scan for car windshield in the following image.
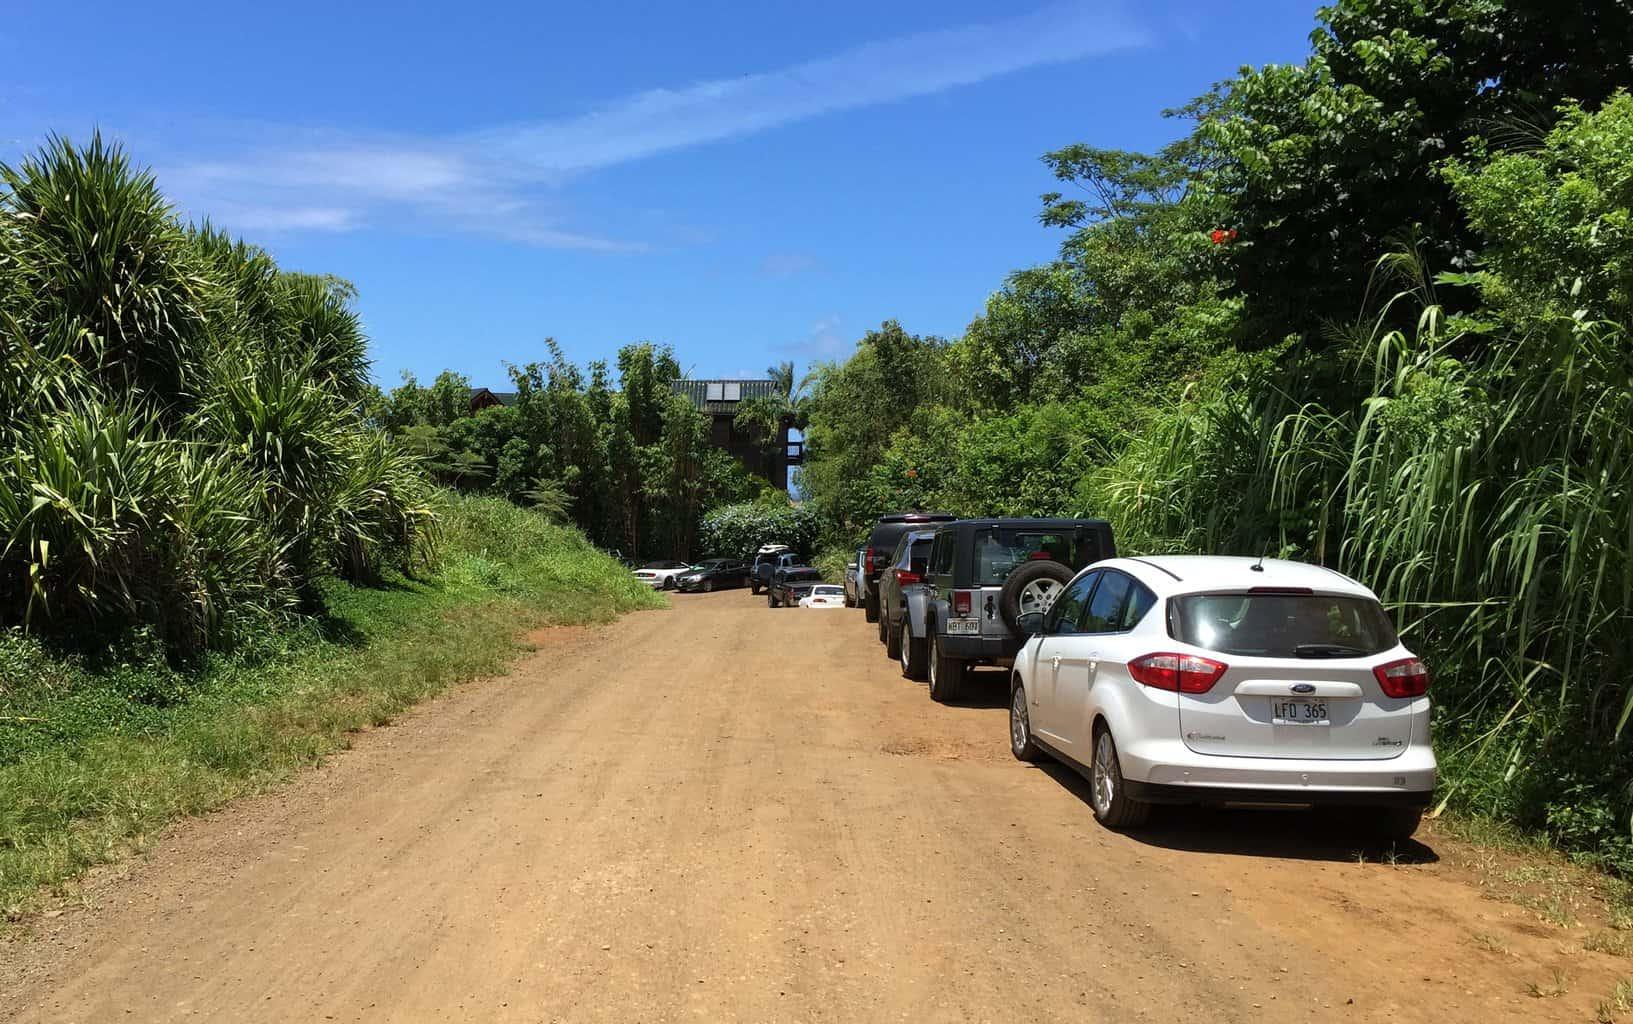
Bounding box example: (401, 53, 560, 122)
(971, 529, 1092, 586)
(1169, 592, 1398, 658)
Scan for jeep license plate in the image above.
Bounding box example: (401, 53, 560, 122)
(946, 618, 979, 635)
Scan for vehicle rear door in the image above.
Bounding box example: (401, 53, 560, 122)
(1173, 591, 1414, 760)
(1031, 571, 1099, 748)
(1051, 570, 1142, 749)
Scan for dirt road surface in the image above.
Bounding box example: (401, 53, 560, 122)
(3, 590, 1626, 1022)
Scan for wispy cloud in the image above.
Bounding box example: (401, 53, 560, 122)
(777, 314, 851, 361)
(160, 3, 1147, 247)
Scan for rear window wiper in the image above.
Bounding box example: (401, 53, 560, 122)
(1293, 643, 1368, 658)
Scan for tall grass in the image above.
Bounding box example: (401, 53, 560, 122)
(1084, 293, 1633, 868)
(0, 133, 437, 656)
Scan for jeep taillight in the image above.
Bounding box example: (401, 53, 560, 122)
(1128, 652, 1228, 694)
(952, 590, 972, 616)
(865, 549, 876, 575)
(1374, 657, 1430, 698)
(895, 569, 921, 585)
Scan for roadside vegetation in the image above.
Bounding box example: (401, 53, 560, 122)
(0, 137, 662, 915)
(799, 1, 1633, 872)
(372, 351, 799, 563)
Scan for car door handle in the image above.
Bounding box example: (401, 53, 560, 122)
(1051, 656, 1061, 670)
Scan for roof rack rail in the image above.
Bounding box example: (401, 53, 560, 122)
(1128, 557, 1183, 582)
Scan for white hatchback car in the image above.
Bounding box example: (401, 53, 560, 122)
(799, 584, 848, 608)
(1008, 556, 1435, 840)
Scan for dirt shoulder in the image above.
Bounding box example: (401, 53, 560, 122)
(3, 589, 1627, 1022)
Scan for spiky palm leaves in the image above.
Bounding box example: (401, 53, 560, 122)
(0, 134, 438, 657)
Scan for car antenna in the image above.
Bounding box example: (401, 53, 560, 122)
(1250, 547, 1267, 573)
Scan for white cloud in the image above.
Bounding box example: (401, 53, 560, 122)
(778, 314, 851, 361)
(161, 2, 1147, 247)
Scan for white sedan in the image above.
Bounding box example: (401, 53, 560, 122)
(633, 561, 692, 590)
(1006, 556, 1435, 840)
(799, 585, 848, 609)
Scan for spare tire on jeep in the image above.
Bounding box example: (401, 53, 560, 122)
(998, 559, 1074, 632)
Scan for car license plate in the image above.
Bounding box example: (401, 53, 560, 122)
(946, 618, 979, 635)
(1271, 698, 1329, 725)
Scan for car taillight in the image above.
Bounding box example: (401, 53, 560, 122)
(1128, 653, 1228, 694)
(865, 550, 876, 575)
(1374, 657, 1430, 698)
(952, 590, 972, 616)
(895, 569, 921, 585)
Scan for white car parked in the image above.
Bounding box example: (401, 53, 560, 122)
(633, 561, 692, 590)
(799, 584, 847, 609)
(1007, 556, 1435, 840)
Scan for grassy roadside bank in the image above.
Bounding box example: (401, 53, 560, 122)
(0, 494, 662, 919)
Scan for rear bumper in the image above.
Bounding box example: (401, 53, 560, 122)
(1118, 736, 1436, 807)
(1124, 781, 1432, 808)
(937, 633, 1023, 662)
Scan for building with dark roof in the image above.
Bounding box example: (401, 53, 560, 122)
(467, 387, 518, 413)
(670, 379, 802, 490)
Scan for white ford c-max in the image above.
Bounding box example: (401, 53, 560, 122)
(1007, 556, 1435, 840)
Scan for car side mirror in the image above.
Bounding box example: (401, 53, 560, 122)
(1016, 611, 1046, 635)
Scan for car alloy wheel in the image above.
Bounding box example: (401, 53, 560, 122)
(1016, 577, 1061, 616)
(899, 629, 911, 674)
(1091, 730, 1117, 817)
(1010, 687, 1029, 755)
(703, 580, 714, 593)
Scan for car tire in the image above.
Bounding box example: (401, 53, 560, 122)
(878, 609, 889, 645)
(998, 560, 1074, 632)
(863, 591, 879, 624)
(750, 581, 761, 595)
(1362, 806, 1423, 844)
(1088, 725, 1149, 830)
(885, 616, 902, 660)
(928, 636, 965, 704)
(900, 627, 927, 681)
(702, 580, 714, 593)
(1009, 683, 1045, 762)
(768, 591, 778, 608)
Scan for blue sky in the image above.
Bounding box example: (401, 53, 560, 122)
(4, 0, 1316, 387)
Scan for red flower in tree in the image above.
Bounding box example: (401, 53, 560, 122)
(905, 468, 919, 479)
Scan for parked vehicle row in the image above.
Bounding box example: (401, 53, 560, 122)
(848, 510, 1437, 842)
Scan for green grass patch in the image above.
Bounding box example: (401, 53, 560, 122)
(0, 493, 663, 918)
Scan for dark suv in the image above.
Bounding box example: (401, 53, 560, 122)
(922, 518, 1115, 702)
(860, 511, 956, 624)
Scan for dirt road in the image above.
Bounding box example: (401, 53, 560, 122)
(3, 590, 1625, 1022)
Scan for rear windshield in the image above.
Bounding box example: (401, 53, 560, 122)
(971, 528, 1101, 586)
(904, 537, 932, 573)
(1169, 592, 1398, 658)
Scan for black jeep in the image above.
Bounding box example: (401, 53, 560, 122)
(859, 511, 955, 624)
(922, 518, 1116, 702)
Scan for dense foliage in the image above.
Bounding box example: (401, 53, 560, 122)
(697, 499, 820, 563)
(375, 353, 791, 562)
(799, 1, 1633, 868)
(0, 136, 438, 660)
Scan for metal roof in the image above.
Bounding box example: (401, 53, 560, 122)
(670, 379, 780, 415)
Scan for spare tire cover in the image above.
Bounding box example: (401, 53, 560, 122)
(998, 559, 1074, 631)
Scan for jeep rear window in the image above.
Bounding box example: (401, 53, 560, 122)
(1169, 592, 1398, 658)
(971, 529, 1099, 586)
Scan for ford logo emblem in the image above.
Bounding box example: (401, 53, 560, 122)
(1291, 683, 1316, 694)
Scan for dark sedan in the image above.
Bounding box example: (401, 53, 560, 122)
(675, 558, 750, 593)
